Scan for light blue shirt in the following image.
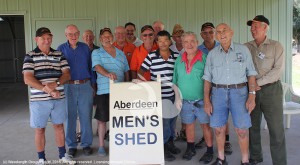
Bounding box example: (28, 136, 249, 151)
(198, 41, 220, 55)
(202, 42, 257, 84)
(92, 47, 129, 95)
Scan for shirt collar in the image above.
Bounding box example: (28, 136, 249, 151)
(181, 50, 203, 62)
(219, 41, 234, 53)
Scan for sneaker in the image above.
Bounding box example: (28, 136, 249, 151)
(224, 142, 233, 155)
(211, 157, 228, 165)
(59, 153, 76, 164)
(68, 148, 77, 157)
(195, 137, 206, 149)
(164, 149, 175, 162)
(36, 159, 45, 165)
(241, 162, 251, 165)
(175, 129, 186, 141)
(98, 147, 107, 156)
(83, 146, 92, 156)
(166, 140, 181, 154)
(182, 148, 196, 160)
(199, 152, 213, 164)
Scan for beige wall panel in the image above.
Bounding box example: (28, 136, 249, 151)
(7, 0, 18, 11)
(63, 0, 75, 18)
(41, 0, 53, 18)
(53, 0, 65, 18)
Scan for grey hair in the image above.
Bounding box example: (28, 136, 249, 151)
(65, 24, 79, 34)
(181, 31, 198, 42)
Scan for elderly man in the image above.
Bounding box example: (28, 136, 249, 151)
(82, 30, 99, 51)
(130, 25, 158, 81)
(125, 22, 143, 47)
(245, 15, 287, 165)
(170, 24, 185, 55)
(23, 27, 74, 164)
(152, 20, 165, 39)
(197, 22, 233, 155)
(203, 23, 257, 165)
(113, 26, 136, 67)
(57, 24, 94, 157)
(173, 31, 214, 163)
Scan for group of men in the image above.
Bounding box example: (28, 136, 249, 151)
(23, 15, 286, 165)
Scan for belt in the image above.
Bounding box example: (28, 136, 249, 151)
(212, 83, 247, 89)
(68, 78, 90, 84)
(261, 80, 279, 88)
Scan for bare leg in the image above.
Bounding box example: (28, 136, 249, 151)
(98, 120, 106, 147)
(53, 124, 65, 147)
(214, 126, 226, 160)
(35, 128, 46, 152)
(186, 122, 195, 142)
(201, 123, 213, 147)
(235, 128, 249, 163)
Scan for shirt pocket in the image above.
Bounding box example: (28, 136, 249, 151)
(211, 62, 222, 82)
(261, 56, 274, 71)
(192, 65, 204, 80)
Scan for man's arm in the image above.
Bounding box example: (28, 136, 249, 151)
(203, 80, 213, 116)
(94, 64, 117, 80)
(124, 71, 130, 82)
(24, 72, 44, 91)
(246, 76, 256, 113)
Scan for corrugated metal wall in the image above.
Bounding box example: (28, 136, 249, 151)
(0, 0, 293, 82)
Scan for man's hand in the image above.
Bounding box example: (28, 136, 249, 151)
(50, 90, 60, 98)
(204, 100, 213, 116)
(107, 72, 117, 80)
(246, 94, 256, 114)
(43, 82, 57, 92)
(175, 98, 182, 110)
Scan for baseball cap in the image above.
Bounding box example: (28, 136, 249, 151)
(36, 27, 52, 37)
(201, 22, 215, 31)
(100, 27, 112, 35)
(141, 25, 154, 33)
(247, 15, 270, 26)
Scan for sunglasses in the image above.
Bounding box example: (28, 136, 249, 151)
(142, 33, 154, 37)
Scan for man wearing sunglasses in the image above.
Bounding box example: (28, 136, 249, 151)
(130, 25, 158, 81)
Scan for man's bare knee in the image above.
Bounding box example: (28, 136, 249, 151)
(236, 128, 248, 139)
(214, 127, 226, 137)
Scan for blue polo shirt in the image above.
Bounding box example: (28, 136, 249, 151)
(198, 41, 220, 55)
(92, 47, 129, 95)
(57, 41, 94, 83)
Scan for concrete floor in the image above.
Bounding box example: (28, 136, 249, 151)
(0, 83, 299, 165)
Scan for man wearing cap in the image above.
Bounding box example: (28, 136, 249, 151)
(125, 22, 143, 47)
(245, 15, 287, 165)
(197, 22, 233, 155)
(130, 25, 158, 81)
(57, 24, 94, 157)
(170, 24, 185, 55)
(23, 27, 75, 164)
(198, 22, 220, 55)
(203, 23, 257, 165)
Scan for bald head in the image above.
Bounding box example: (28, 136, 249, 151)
(82, 30, 95, 47)
(115, 26, 126, 43)
(152, 20, 165, 35)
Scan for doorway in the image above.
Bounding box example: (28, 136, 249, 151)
(0, 15, 25, 82)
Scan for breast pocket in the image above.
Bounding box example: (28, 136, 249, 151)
(261, 56, 274, 71)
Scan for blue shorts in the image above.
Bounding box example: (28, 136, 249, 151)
(210, 86, 251, 129)
(29, 99, 67, 128)
(180, 100, 209, 124)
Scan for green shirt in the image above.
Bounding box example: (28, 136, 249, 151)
(173, 52, 206, 100)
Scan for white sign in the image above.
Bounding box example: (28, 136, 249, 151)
(109, 81, 164, 165)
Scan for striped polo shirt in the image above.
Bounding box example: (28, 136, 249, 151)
(141, 49, 179, 99)
(23, 47, 70, 101)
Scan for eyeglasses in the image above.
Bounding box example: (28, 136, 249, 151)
(142, 33, 154, 37)
(66, 32, 79, 37)
(100, 28, 112, 35)
(201, 31, 214, 35)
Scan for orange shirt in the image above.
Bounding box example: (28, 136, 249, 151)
(130, 43, 158, 81)
(113, 41, 136, 65)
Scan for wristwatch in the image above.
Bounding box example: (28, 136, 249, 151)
(56, 80, 61, 86)
(249, 91, 256, 95)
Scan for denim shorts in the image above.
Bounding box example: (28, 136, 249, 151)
(29, 99, 67, 128)
(210, 86, 251, 129)
(180, 100, 209, 124)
